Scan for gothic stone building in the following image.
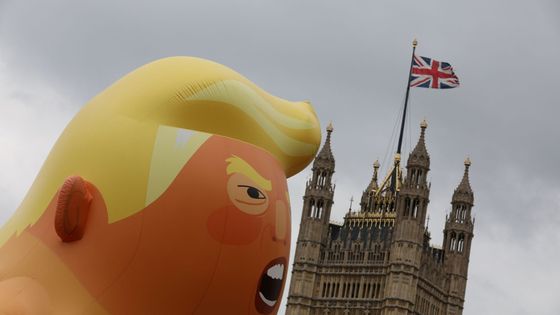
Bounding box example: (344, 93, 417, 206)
(285, 122, 474, 315)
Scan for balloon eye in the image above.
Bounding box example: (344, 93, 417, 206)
(239, 185, 266, 200)
(228, 174, 269, 215)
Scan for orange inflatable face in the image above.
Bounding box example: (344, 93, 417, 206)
(0, 133, 292, 314)
(0, 57, 320, 314)
(140, 134, 290, 314)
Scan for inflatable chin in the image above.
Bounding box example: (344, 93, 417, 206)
(0, 57, 321, 314)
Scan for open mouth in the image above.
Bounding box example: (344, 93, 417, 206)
(255, 257, 286, 314)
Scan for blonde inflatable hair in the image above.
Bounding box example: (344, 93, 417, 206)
(0, 57, 321, 245)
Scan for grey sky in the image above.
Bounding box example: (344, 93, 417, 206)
(1, 1, 559, 314)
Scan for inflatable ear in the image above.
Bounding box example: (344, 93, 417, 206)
(54, 176, 93, 242)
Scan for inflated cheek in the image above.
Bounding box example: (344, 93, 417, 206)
(274, 200, 288, 242)
(207, 205, 264, 245)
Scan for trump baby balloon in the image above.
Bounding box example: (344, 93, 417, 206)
(0, 57, 321, 314)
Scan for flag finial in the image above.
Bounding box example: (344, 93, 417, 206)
(413, 38, 418, 47)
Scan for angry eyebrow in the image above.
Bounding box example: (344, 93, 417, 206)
(225, 155, 272, 191)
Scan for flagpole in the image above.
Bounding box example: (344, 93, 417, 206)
(389, 39, 417, 193)
(396, 38, 418, 155)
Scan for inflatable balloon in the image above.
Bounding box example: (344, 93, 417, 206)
(0, 57, 321, 314)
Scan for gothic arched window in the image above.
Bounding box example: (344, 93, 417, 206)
(458, 234, 465, 253)
(450, 232, 457, 251)
(336, 282, 340, 297)
(317, 200, 324, 218)
(309, 199, 316, 218)
(404, 197, 411, 217)
(412, 199, 419, 218)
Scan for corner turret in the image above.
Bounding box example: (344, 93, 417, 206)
(360, 160, 380, 212)
(287, 122, 337, 315)
(443, 158, 475, 314)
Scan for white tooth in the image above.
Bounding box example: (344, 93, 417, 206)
(267, 263, 284, 280)
(259, 292, 277, 307)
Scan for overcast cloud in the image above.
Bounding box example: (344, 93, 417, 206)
(1, 1, 559, 314)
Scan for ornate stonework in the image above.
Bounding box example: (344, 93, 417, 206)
(286, 123, 474, 315)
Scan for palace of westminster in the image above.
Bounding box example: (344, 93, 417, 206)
(286, 121, 475, 315)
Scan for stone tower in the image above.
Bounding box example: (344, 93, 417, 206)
(442, 159, 475, 315)
(285, 120, 475, 315)
(360, 160, 380, 212)
(286, 123, 336, 315)
(382, 120, 431, 314)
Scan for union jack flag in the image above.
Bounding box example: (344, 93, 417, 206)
(410, 55, 459, 89)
